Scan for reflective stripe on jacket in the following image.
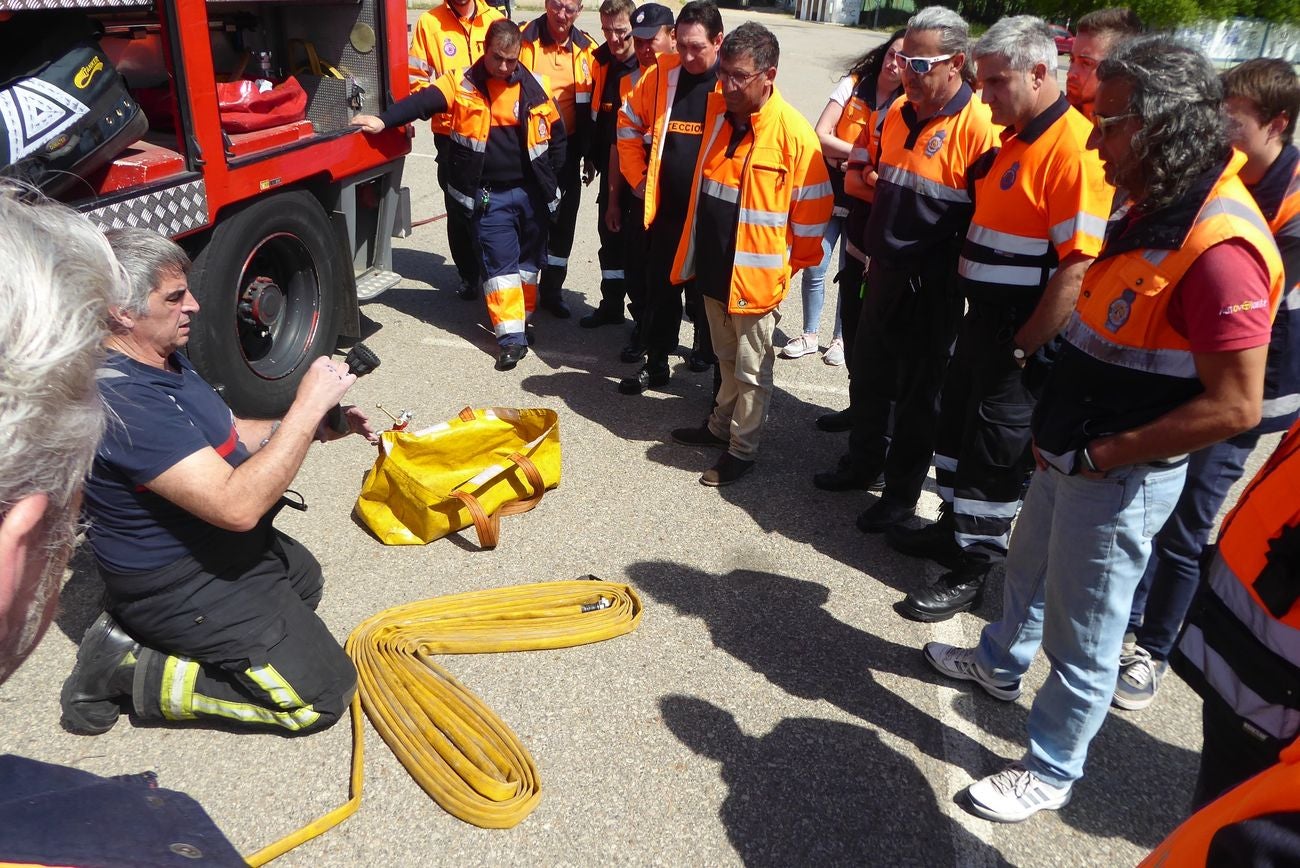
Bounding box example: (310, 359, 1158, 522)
(408, 0, 505, 136)
(957, 95, 1111, 307)
(437, 62, 565, 219)
(1031, 150, 1286, 464)
(1141, 735, 1300, 867)
(669, 88, 833, 315)
(1175, 420, 1300, 743)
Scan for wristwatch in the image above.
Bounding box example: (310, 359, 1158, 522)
(1012, 346, 1027, 364)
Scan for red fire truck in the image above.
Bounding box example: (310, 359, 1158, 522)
(1, 0, 412, 417)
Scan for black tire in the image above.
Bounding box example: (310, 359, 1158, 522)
(187, 190, 344, 418)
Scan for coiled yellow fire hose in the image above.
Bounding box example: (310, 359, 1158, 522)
(245, 579, 643, 864)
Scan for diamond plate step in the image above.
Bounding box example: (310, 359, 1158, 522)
(355, 268, 401, 302)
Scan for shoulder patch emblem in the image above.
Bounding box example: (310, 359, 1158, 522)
(1000, 161, 1019, 191)
(443, 38, 457, 57)
(538, 117, 549, 139)
(1106, 288, 1137, 333)
(924, 129, 947, 158)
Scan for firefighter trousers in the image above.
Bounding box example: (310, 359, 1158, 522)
(475, 184, 547, 348)
(592, 181, 627, 320)
(932, 302, 1041, 567)
(435, 135, 481, 288)
(106, 528, 356, 734)
(847, 252, 963, 507)
(540, 153, 583, 299)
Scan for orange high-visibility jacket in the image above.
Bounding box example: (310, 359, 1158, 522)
(407, 0, 505, 137)
(616, 54, 719, 229)
(519, 17, 596, 157)
(669, 88, 833, 316)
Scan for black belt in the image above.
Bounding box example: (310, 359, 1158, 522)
(481, 179, 526, 192)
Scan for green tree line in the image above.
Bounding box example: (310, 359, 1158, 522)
(945, 0, 1300, 29)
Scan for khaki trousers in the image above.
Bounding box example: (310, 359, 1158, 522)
(704, 296, 779, 460)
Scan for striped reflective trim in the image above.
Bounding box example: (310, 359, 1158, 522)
(848, 147, 871, 164)
(954, 496, 1021, 519)
(1064, 312, 1197, 378)
(451, 131, 486, 153)
(791, 221, 824, 238)
(1201, 193, 1275, 240)
(601, 269, 625, 279)
(1179, 622, 1300, 740)
(934, 453, 959, 473)
(1143, 248, 1171, 266)
(967, 223, 1051, 258)
(938, 484, 954, 502)
(548, 254, 568, 267)
(190, 694, 320, 731)
(1207, 555, 1300, 667)
(408, 55, 432, 75)
(244, 663, 320, 731)
(576, 92, 592, 104)
(484, 274, 523, 295)
(520, 269, 541, 285)
(617, 126, 642, 140)
(739, 206, 786, 228)
(621, 103, 643, 128)
(956, 530, 1011, 550)
(734, 251, 785, 269)
(1285, 287, 1300, 311)
(703, 178, 739, 204)
(495, 319, 526, 336)
(958, 258, 1042, 287)
(160, 656, 200, 721)
(795, 180, 834, 202)
(877, 164, 969, 203)
(1262, 393, 1300, 420)
(832, 205, 850, 218)
(528, 141, 549, 161)
(1049, 211, 1108, 247)
(448, 187, 476, 212)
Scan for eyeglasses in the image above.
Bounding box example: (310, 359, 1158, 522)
(718, 67, 764, 88)
(1093, 111, 1138, 131)
(546, 0, 580, 15)
(894, 52, 953, 74)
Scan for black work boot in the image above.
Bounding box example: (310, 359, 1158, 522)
(60, 612, 139, 735)
(897, 563, 991, 622)
(619, 356, 671, 394)
(886, 506, 964, 569)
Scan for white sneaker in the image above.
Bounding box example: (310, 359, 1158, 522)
(923, 642, 1021, 701)
(780, 333, 818, 359)
(823, 337, 845, 366)
(966, 762, 1072, 822)
(1113, 642, 1166, 711)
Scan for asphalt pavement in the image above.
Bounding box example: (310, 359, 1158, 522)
(0, 9, 1278, 867)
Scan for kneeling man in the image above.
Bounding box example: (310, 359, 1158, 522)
(61, 229, 374, 736)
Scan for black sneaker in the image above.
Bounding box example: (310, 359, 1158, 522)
(856, 497, 916, 533)
(701, 453, 755, 486)
(687, 348, 716, 372)
(496, 344, 529, 371)
(621, 344, 648, 363)
(813, 465, 881, 492)
(457, 278, 479, 300)
(671, 423, 728, 448)
(580, 308, 623, 329)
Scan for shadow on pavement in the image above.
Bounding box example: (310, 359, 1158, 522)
(631, 562, 1004, 778)
(54, 546, 106, 646)
(661, 694, 1011, 867)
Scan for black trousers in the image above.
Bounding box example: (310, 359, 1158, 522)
(434, 135, 481, 287)
(621, 195, 648, 327)
(837, 254, 866, 375)
(1193, 691, 1290, 810)
(932, 302, 1041, 567)
(594, 180, 626, 318)
(640, 208, 712, 367)
(847, 251, 963, 508)
(540, 153, 583, 297)
(107, 527, 356, 734)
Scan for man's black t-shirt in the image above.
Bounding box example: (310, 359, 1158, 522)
(658, 64, 717, 223)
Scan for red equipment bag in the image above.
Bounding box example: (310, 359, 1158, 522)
(216, 77, 307, 133)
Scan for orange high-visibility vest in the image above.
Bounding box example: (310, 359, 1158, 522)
(669, 88, 833, 315)
(407, 0, 505, 137)
(1032, 150, 1285, 463)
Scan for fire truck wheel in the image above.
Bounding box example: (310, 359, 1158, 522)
(187, 191, 344, 418)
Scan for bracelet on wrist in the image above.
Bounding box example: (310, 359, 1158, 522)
(258, 419, 282, 449)
(1079, 445, 1100, 474)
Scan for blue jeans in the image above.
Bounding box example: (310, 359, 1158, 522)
(799, 214, 845, 338)
(1127, 434, 1257, 660)
(975, 461, 1186, 786)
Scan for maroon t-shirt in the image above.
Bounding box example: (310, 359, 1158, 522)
(1167, 238, 1274, 352)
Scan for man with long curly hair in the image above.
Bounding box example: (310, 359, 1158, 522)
(923, 35, 1285, 823)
